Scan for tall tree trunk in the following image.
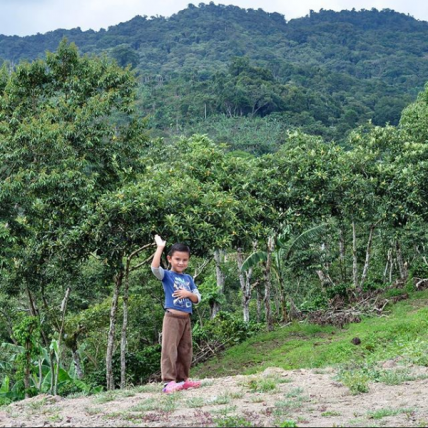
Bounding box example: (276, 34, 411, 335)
(263, 236, 274, 331)
(23, 319, 39, 398)
(211, 250, 225, 319)
(277, 273, 287, 322)
(24, 343, 31, 398)
(256, 286, 262, 323)
(280, 288, 287, 323)
(339, 226, 346, 282)
(26, 284, 54, 392)
(106, 271, 123, 390)
(396, 240, 408, 281)
(41, 285, 61, 332)
(359, 224, 375, 291)
(383, 248, 393, 283)
(352, 222, 359, 292)
(289, 297, 302, 320)
(237, 248, 252, 323)
(390, 255, 395, 283)
(53, 287, 71, 396)
(25, 286, 38, 318)
(120, 262, 130, 389)
(65, 328, 84, 380)
(316, 270, 334, 287)
(415, 245, 428, 267)
(37, 358, 43, 391)
(118, 243, 155, 389)
(72, 349, 84, 380)
(273, 287, 281, 319)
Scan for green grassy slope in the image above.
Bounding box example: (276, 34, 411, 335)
(194, 289, 428, 378)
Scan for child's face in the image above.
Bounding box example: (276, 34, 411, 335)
(167, 251, 190, 274)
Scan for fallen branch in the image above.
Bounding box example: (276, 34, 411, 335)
(415, 278, 428, 290)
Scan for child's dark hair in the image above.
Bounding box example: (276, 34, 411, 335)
(168, 243, 191, 256)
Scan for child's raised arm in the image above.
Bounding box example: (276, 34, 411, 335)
(151, 234, 166, 269)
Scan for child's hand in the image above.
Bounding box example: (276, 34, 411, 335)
(173, 289, 191, 299)
(154, 234, 166, 248)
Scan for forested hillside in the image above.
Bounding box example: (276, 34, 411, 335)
(1, 4, 428, 146)
(1, 4, 428, 407)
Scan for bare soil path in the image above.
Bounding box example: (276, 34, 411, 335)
(1, 364, 427, 427)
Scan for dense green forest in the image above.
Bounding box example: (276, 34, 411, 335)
(1, 4, 428, 145)
(1, 4, 428, 403)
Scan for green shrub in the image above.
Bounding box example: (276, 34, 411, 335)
(0, 396, 11, 406)
(341, 372, 370, 394)
(408, 260, 428, 279)
(383, 288, 408, 298)
(402, 339, 428, 366)
(278, 420, 298, 427)
(337, 366, 372, 395)
(325, 283, 352, 301)
(193, 312, 263, 346)
(246, 377, 277, 393)
(86, 345, 161, 388)
(299, 295, 328, 312)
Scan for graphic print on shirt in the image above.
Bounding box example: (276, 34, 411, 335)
(172, 276, 192, 309)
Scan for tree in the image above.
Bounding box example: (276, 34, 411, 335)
(242, 224, 328, 324)
(0, 39, 147, 392)
(110, 44, 140, 69)
(170, 135, 264, 319)
(81, 133, 252, 387)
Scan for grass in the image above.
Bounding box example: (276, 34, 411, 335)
(211, 405, 237, 415)
(367, 407, 415, 419)
(47, 413, 62, 423)
(277, 420, 298, 427)
(128, 395, 179, 413)
(321, 410, 342, 417)
(193, 289, 428, 378)
(273, 387, 309, 420)
(129, 397, 160, 412)
(134, 383, 161, 393)
(213, 415, 253, 427)
(337, 368, 371, 394)
(230, 390, 245, 399)
(84, 406, 103, 416)
(249, 395, 265, 403)
(209, 393, 232, 405)
(159, 395, 178, 412)
(379, 368, 428, 385)
(334, 355, 428, 394)
(185, 397, 206, 408)
(273, 399, 300, 414)
(93, 389, 135, 404)
(25, 398, 47, 411)
(246, 377, 278, 393)
(285, 387, 304, 398)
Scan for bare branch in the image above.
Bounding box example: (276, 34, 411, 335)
(193, 256, 213, 279)
(129, 254, 154, 272)
(128, 242, 156, 261)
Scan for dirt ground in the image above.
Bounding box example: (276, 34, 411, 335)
(1, 363, 427, 427)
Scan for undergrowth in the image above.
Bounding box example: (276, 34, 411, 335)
(193, 289, 428, 379)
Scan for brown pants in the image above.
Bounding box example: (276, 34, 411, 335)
(161, 312, 193, 383)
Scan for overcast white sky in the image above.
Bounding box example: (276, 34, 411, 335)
(0, 0, 427, 37)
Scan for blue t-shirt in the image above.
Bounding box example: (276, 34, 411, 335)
(152, 267, 201, 314)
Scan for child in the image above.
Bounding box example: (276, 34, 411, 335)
(151, 234, 202, 393)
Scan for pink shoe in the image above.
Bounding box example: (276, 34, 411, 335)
(162, 381, 184, 394)
(182, 379, 201, 390)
